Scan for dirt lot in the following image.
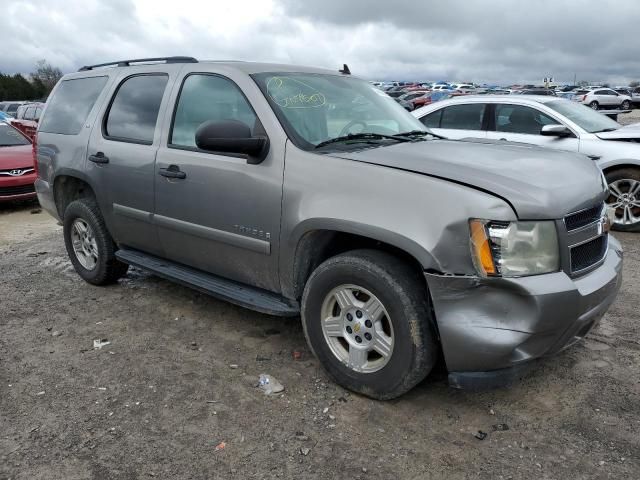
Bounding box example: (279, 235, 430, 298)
(1, 193, 639, 480)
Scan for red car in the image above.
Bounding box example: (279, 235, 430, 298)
(0, 122, 37, 202)
(11, 102, 44, 141)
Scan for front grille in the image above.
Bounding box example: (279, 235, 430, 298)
(564, 203, 603, 231)
(570, 236, 608, 272)
(0, 183, 35, 196)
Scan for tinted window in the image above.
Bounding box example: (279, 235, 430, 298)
(40, 76, 108, 135)
(7, 104, 21, 115)
(495, 104, 557, 135)
(440, 104, 485, 130)
(24, 107, 36, 120)
(171, 74, 258, 148)
(0, 124, 30, 146)
(421, 109, 443, 128)
(105, 75, 168, 144)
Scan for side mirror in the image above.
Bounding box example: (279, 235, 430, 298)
(195, 120, 269, 164)
(540, 124, 572, 137)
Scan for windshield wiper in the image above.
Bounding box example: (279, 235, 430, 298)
(315, 132, 412, 149)
(593, 127, 619, 133)
(395, 130, 447, 140)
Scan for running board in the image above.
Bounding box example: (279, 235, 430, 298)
(115, 248, 299, 316)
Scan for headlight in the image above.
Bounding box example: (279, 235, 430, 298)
(469, 219, 560, 277)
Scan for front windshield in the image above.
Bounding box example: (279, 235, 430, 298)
(0, 123, 30, 146)
(252, 72, 428, 150)
(546, 100, 620, 133)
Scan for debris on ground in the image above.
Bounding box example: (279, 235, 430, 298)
(492, 423, 510, 431)
(300, 447, 310, 456)
(30, 208, 42, 214)
(257, 374, 284, 395)
(214, 441, 226, 452)
(229, 364, 239, 369)
(473, 430, 488, 440)
(93, 339, 111, 349)
(256, 354, 271, 362)
(51, 330, 62, 337)
(292, 350, 303, 360)
(36, 391, 45, 396)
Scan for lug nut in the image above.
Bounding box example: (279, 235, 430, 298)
(346, 326, 353, 334)
(364, 332, 372, 341)
(356, 310, 363, 319)
(346, 313, 353, 321)
(365, 319, 372, 328)
(355, 336, 362, 343)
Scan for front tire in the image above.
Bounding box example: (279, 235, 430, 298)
(605, 168, 640, 232)
(63, 198, 129, 285)
(301, 250, 438, 399)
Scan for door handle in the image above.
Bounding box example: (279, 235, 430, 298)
(88, 152, 109, 164)
(159, 165, 186, 179)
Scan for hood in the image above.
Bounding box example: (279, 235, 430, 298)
(595, 122, 640, 140)
(0, 144, 34, 170)
(329, 138, 606, 219)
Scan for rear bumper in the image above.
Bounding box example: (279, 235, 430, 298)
(426, 235, 623, 388)
(34, 177, 59, 220)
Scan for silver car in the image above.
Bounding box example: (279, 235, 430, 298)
(573, 88, 632, 110)
(35, 58, 622, 399)
(413, 95, 640, 231)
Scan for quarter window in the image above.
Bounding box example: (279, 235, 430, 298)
(40, 76, 108, 135)
(495, 104, 558, 135)
(105, 75, 168, 144)
(420, 109, 443, 128)
(170, 74, 258, 148)
(440, 104, 485, 130)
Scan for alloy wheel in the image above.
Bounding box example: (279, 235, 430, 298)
(607, 178, 640, 226)
(320, 284, 394, 373)
(70, 218, 99, 270)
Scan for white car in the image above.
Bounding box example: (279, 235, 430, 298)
(413, 95, 640, 231)
(573, 88, 632, 110)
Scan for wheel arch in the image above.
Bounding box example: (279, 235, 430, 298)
(284, 219, 440, 301)
(52, 169, 99, 219)
(601, 161, 640, 176)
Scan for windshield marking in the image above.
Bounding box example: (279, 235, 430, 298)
(266, 76, 327, 109)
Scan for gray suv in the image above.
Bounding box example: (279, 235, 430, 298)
(35, 57, 623, 399)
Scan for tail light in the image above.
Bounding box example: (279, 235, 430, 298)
(32, 132, 39, 177)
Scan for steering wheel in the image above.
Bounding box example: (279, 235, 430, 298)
(339, 120, 368, 137)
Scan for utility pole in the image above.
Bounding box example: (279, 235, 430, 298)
(573, 73, 577, 86)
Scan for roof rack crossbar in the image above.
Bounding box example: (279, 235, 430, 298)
(79, 56, 198, 71)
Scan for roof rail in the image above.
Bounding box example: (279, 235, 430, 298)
(78, 56, 198, 71)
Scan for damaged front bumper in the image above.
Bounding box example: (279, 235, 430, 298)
(425, 235, 623, 389)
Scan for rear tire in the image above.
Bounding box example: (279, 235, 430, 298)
(589, 101, 599, 110)
(605, 168, 640, 232)
(621, 100, 631, 110)
(63, 198, 129, 285)
(301, 249, 438, 400)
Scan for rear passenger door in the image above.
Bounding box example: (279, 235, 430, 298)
(88, 68, 177, 256)
(153, 71, 284, 293)
(418, 103, 487, 140)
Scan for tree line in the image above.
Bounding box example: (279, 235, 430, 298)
(0, 60, 63, 102)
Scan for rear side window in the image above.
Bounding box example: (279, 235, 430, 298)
(40, 76, 108, 135)
(440, 104, 485, 130)
(105, 74, 168, 144)
(170, 74, 257, 148)
(25, 107, 36, 120)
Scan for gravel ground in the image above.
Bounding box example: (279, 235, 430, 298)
(1, 201, 639, 480)
(617, 109, 640, 126)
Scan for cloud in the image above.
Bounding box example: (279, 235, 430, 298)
(1, 0, 639, 85)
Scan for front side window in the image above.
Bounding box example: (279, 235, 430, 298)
(440, 104, 485, 130)
(105, 75, 168, 144)
(0, 123, 30, 146)
(495, 104, 558, 135)
(170, 74, 258, 149)
(546, 100, 620, 133)
(40, 76, 108, 135)
(252, 72, 426, 150)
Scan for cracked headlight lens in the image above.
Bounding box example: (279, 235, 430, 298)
(470, 219, 560, 277)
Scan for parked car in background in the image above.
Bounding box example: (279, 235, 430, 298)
(413, 95, 640, 231)
(35, 57, 621, 399)
(0, 122, 36, 202)
(573, 88, 632, 110)
(12, 102, 45, 140)
(0, 111, 14, 122)
(517, 88, 556, 96)
(0, 101, 27, 117)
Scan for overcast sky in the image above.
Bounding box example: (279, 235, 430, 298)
(3, 0, 640, 85)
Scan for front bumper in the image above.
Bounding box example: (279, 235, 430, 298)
(426, 236, 623, 388)
(0, 173, 37, 202)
